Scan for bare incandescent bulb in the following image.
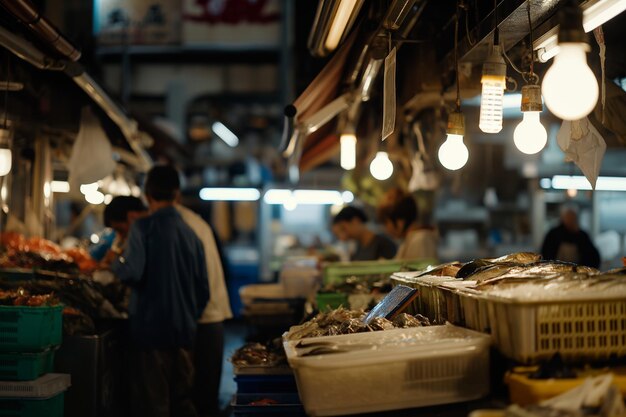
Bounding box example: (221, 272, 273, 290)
(340, 133, 357, 170)
(369, 151, 393, 180)
(438, 112, 469, 171)
(542, 44, 598, 120)
(479, 45, 507, 134)
(514, 85, 548, 155)
(541, 1, 598, 120)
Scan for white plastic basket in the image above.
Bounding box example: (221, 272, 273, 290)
(486, 295, 626, 364)
(284, 325, 491, 416)
(0, 373, 71, 398)
(458, 288, 491, 334)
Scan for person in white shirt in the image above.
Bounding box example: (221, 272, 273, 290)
(176, 204, 233, 417)
(377, 188, 438, 261)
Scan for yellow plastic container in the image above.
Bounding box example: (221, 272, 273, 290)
(506, 366, 626, 406)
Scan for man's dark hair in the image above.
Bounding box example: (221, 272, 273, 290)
(378, 190, 418, 232)
(333, 206, 368, 224)
(104, 196, 147, 227)
(144, 165, 181, 202)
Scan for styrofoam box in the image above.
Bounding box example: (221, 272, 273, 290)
(0, 373, 71, 398)
(284, 325, 491, 416)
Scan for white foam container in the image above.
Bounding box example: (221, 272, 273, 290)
(284, 325, 491, 416)
(0, 373, 71, 398)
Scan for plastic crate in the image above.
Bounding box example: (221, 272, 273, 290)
(234, 374, 298, 394)
(506, 367, 626, 405)
(0, 349, 55, 381)
(0, 373, 71, 398)
(0, 392, 64, 417)
(284, 325, 491, 417)
(315, 293, 349, 311)
(0, 305, 63, 352)
(458, 289, 491, 334)
(231, 393, 305, 417)
(486, 296, 626, 364)
(323, 259, 436, 285)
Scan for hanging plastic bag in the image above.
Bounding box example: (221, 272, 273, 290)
(408, 123, 439, 192)
(382, 46, 397, 141)
(556, 117, 606, 189)
(68, 107, 116, 187)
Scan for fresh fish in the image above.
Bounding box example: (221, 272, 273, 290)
(490, 252, 541, 264)
(416, 262, 463, 277)
(457, 262, 519, 281)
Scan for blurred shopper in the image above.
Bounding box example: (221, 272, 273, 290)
(97, 196, 148, 265)
(176, 204, 233, 417)
(541, 204, 600, 268)
(332, 206, 396, 260)
(111, 165, 209, 417)
(378, 188, 438, 261)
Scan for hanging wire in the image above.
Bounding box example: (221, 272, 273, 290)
(454, 2, 461, 112)
(493, 0, 499, 46)
(3, 54, 9, 130)
(526, 0, 534, 77)
(462, 1, 476, 46)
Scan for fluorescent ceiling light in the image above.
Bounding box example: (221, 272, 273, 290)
(199, 188, 261, 201)
(212, 122, 239, 147)
(543, 175, 626, 191)
(51, 181, 70, 193)
(326, 0, 360, 51)
(534, 1, 626, 61)
(583, 0, 626, 32)
(264, 189, 353, 206)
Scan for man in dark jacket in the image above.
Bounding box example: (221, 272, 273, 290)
(541, 205, 600, 268)
(112, 165, 209, 417)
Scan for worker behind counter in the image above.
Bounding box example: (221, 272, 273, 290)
(111, 165, 209, 417)
(378, 188, 438, 261)
(332, 206, 397, 261)
(541, 204, 601, 268)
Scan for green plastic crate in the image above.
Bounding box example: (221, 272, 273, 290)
(322, 258, 437, 285)
(0, 305, 63, 352)
(0, 350, 55, 381)
(316, 293, 349, 312)
(0, 392, 64, 417)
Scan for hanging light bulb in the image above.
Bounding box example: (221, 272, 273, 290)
(0, 128, 11, 177)
(514, 85, 548, 155)
(340, 133, 357, 170)
(438, 112, 469, 171)
(369, 151, 393, 181)
(479, 45, 507, 134)
(542, 1, 598, 120)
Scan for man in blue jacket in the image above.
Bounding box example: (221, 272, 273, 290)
(112, 165, 209, 417)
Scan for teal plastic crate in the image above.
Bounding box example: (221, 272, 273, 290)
(0, 305, 63, 352)
(316, 293, 349, 311)
(0, 392, 64, 417)
(0, 350, 55, 381)
(323, 258, 437, 285)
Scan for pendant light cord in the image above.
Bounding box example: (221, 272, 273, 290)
(455, 2, 461, 112)
(526, 0, 535, 79)
(493, 0, 499, 46)
(3, 54, 9, 130)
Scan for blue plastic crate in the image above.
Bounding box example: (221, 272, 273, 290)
(0, 392, 64, 417)
(0, 305, 63, 352)
(234, 374, 298, 394)
(232, 393, 305, 417)
(0, 349, 55, 381)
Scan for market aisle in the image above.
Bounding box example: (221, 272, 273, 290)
(219, 320, 247, 416)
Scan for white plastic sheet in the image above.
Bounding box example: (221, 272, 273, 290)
(557, 118, 606, 189)
(68, 107, 116, 187)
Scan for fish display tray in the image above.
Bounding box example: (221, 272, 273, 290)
(474, 292, 626, 364)
(284, 325, 491, 416)
(0, 305, 63, 352)
(0, 349, 55, 381)
(0, 373, 70, 398)
(231, 393, 305, 417)
(390, 273, 458, 324)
